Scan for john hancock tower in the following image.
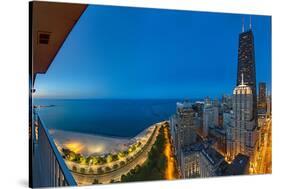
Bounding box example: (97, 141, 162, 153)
(236, 16, 257, 123)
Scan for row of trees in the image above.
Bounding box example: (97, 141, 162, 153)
(72, 159, 127, 174)
(120, 126, 167, 182)
(62, 141, 142, 166)
(89, 125, 163, 184)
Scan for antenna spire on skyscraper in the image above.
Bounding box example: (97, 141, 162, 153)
(241, 73, 244, 85)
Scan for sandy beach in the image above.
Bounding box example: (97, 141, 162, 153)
(49, 125, 155, 156)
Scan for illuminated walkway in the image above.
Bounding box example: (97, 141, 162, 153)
(70, 123, 162, 185)
(163, 125, 177, 180)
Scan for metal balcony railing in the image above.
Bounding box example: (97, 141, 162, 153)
(33, 112, 77, 187)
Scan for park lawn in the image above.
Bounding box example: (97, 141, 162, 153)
(120, 126, 167, 182)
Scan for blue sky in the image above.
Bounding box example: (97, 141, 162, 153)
(34, 5, 271, 99)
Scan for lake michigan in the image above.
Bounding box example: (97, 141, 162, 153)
(33, 99, 181, 138)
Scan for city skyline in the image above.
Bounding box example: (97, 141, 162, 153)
(30, 2, 272, 187)
(33, 5, 271, 99)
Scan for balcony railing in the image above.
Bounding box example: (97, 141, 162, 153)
(33, 112, 77, 187)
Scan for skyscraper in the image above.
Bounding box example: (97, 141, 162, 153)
(227, 18, 258, 162)
(236, 17, 257, 123)
(170, 100, 197, 166)
(227, 74, 257, 161)
(258, 82, 267, 112)
(203, 97, 219, 136)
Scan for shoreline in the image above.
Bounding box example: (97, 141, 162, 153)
(49, 122, 162, 157)
(49, 128, 132, 141)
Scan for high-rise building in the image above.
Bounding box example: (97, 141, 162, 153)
(222, 95, 233, 111)
(181, 143, 225, 178)
(227, 18, 258, 163)
(258, 82, 267, 113)
(236, 18, 257, 123)
(203, 106, 212, 136)
(223, 112, 232, 129)
(204, 96, 211, 106)
(226, 74, 257, 161)
(203, 98, 219, 136)
(266, 93, 272, 116)
(170, 100, 197, 165)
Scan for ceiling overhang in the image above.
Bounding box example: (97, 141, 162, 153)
(31, 1, 87, 83)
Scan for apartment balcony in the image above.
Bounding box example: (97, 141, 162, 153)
(29, 2, 87, 187)
(31, 111, 77, 187)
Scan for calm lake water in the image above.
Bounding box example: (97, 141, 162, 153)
(33, 99, 180, 138)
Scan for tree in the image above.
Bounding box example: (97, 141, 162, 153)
(121, 174, 126, 182)
(136, 141, 142, 147)
(118, 151, 126, 159)
(89, 168, 94, 174)
(92, 156, 99, 165)
(112, 154, 119, 161)
(96, 156, 106, 165)
(129, 145, 136, 153)
(75, 154, 86, 164)
(118, 126, 168, 181)
(80, 167, 86, 174)
(68, 151, 76, 161)
(106, 154, 113, 163)
(120, 161, 125, 166)
(93, 179, 99, 184)
(105, 166, 111, 172)
(72, 165, 77, 172)
(130, 168, 136, 174)
(113, 164, 119, 170)
(62, 148, 76, 161)
(135, 164, 141, 172)
(97, 167, 104, 174)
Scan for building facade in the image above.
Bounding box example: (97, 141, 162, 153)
(203, 103, 219, 136)
(181, 143, 225, 178)
(226, 75, 257, 161)
(266, 93, 272, 117)
(170, 100, 197, 167)
(236, 27, 257, 124)
(258, 82, 266, 111)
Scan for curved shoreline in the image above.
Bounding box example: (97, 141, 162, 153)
(51, 122, 162, 157)
(70, 121, 165, 185)
(69, 126, 158, 176)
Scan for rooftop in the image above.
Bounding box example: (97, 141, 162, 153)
(182, 140, 224, 166)
(224, 154, 250, 175)
(201, 147, 224, 166)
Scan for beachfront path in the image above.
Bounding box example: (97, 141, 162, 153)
(71, 124, 161, 185)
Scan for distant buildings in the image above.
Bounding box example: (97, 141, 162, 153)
(258, 82, 267, 112)
(202, 97, 219, 137)
(169, 16, 269, 178)
(267, 93, 272, 116)
(192, 101, 204, 129)
(170, 98, 229, 178)
(170, 100, 197, 166)
(222, 95, 233, 111)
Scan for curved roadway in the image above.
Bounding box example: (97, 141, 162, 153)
(72, 124, 161, 185)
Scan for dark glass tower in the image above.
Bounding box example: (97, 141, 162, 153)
(236, 21, 257, 122)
